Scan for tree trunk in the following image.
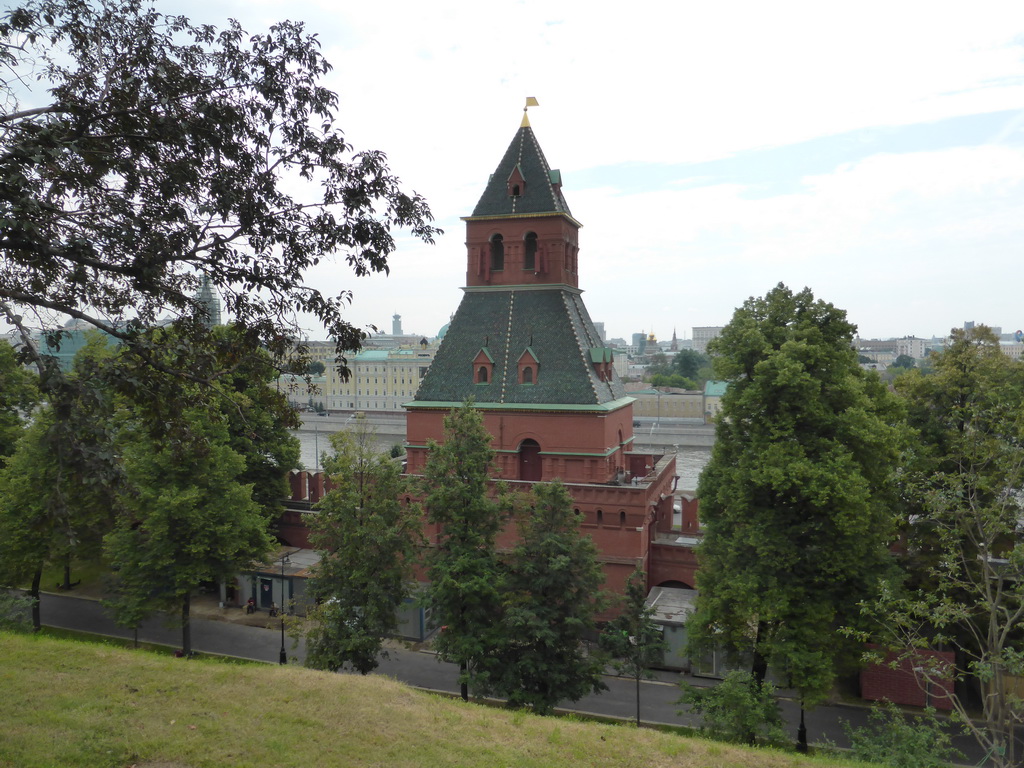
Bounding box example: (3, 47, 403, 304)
(796, 704, 807, 752)
(30, 567, 42, 632)
(460, 661, 468, 702)
(181, 593, 191, 657)
(61, 554, 72, 591)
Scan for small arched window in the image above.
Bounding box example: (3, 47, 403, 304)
(477, 366, 489, 384)
(523, 232, 537, 271)
(596, 509, 604, 524)
(619, 510, 626, 525)
(490, 234, 504, 271)
(511, 184, 520, 197)
(522, 366, 533, 384)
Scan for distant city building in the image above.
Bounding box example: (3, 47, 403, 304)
(855, 336, 926, 364)
(319, 346, 436, 411)
(692, 326, 723, 354)
(392, 313, 403, 336)
(631, 332, 647, 356)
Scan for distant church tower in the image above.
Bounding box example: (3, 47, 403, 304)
(195, 274, 222, 328)
(671, 328, 678, 352)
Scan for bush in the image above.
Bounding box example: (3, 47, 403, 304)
(844, 702, 963, 768)
(0, 592, 34, 633)
(678, 670, 787, 746)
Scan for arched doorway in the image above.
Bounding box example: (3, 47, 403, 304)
(518, 439, 541, 481)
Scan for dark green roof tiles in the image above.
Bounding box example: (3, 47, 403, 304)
(414, 287, 626, 407)
(469, 126, 572, 219)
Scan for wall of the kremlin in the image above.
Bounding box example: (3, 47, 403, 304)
(859, 645, 955, 710)
(406, 406, 637, 485)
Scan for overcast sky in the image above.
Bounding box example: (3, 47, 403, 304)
(48, 2, 1024, 342)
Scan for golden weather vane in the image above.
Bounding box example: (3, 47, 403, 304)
(521, 97, 539, 127)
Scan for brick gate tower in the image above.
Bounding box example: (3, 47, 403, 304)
(404, 107, 684, 597)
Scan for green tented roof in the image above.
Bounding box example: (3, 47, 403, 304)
(413, 287, 627, 406)
(468, 125, 573, 220)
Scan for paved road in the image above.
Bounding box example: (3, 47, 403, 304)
(34, 591, 992, 761)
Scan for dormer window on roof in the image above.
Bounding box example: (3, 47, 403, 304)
(473, 347, 494, 385)
(507, 165, 526, 198)
(518, 347, 540, 385)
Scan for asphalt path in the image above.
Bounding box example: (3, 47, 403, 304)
(33, 592, 993, 761)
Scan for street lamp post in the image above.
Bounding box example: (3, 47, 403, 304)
(278, 553, 290, 665)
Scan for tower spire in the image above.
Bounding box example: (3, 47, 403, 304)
(521, 96, 539, 127)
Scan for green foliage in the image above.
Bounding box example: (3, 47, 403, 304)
(649, 373, 698, 389)
(305, 420, 422, 674)
(480, 481, 607, 714)
(307, 361, 327, 376)
(0, 339, 37, 459)
(678, 670, 786, 746)
(891, 354, 916, 370)
(843, 702, 963, 768)
(873, 325, 1024, 768)
(690, 284, 903, 706)
(600, 566, 668, 726)
(0, 398, 118, 629)
(673, 350, 710, 381)
(422, 402, 506, 698)
(0, 0, 439, 367)
(0, 591, 33, 632)
(104, 408, 271, 654)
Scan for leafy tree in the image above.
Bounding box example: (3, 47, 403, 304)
(0, 0, 439, 372)
(104, 408, 271, 655)
(422, 402, 506, 701)
(600, 566, 667, 726)
(0, 338, 121, 628)
(865, 326, 1024, 768)
(649, 373, 697, 390)
(891, 353, 916, 370)
(480, 481, 606, 714)
(208, 327, 300, 520)
(307, 361, 327, 376)
(688, 284, 902, 747)
(646, 353, 672, 377)
(679, 670, 787, 746)
(672, 349, 710, 381)
(304, 419, 422, 674)
(843, 702, 963, 768)
(0, 0, 438, 548)
(0, 339, 37, 460)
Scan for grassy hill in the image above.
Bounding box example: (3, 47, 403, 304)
(0, 632, 866, 768)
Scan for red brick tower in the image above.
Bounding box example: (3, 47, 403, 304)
(404, 108, 683, 596)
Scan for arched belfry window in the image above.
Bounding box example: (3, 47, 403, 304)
(490, 234, 504, 271)
(523, 232, 537, 271)
(477, 366, 488, 383)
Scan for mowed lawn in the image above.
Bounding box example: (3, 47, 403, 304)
(0, 632, 867, 768)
